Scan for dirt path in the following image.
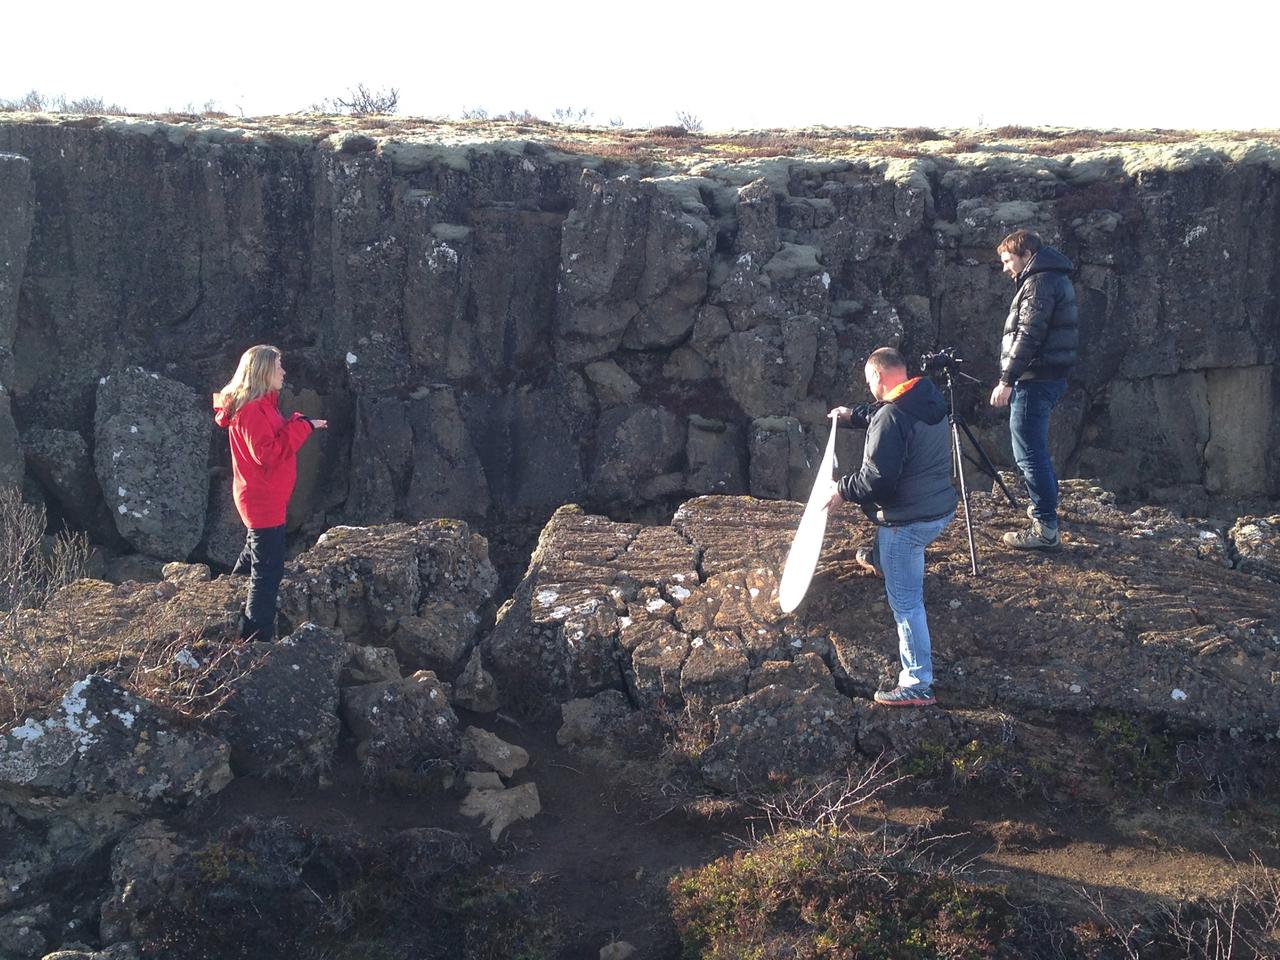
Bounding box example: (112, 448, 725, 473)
(200, 711, 1280, 959)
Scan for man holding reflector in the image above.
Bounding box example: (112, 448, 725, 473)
(825, 347, 956, 707)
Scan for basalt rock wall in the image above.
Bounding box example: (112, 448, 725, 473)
(0, 118, 1276, 561)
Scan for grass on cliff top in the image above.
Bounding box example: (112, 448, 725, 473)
(3, 108, 1278, 166)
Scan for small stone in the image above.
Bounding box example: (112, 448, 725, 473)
(461, 727, 529, 778)
(460, 780, 541, 841)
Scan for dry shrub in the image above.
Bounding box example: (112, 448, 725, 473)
(993, 124, 1044, 139)
(0, 488, 91, 721)
(120, 609, 263, 725)
(899, 126, 943, 142)
(671, 812, 1013, 959)
(2, 485, 258, 726)
(0, 91, 128, 114)
(945, 139, 981, 154)
(1082, 854, 1280, 959)
(1026, 136, 1102, 155)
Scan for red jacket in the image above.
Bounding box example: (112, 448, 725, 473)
(213, 391, 314, 529)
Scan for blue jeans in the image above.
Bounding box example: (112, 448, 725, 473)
(876, 511, 954, 689)
(1009, 379, 1067, 529)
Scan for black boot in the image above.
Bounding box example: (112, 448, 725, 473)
(238, 609, 275, 643)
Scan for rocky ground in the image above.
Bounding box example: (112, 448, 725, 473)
(2, 484, 1279, 959)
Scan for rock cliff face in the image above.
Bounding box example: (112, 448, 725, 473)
(0, 118, 1276, 559)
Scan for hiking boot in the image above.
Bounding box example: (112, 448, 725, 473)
(874, 685, 936, 707)
(1003, 520, 1060, 550)
(855, 546, 882, 578)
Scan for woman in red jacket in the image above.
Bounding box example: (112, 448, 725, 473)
(214, 345, 326, 642)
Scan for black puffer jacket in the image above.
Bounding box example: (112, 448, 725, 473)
(837, 377, 957, 526)
(999, 246, 1079, 384)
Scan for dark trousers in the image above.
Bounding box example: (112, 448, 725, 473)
(232, 525, 286, 642)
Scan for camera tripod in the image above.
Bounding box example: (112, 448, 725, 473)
(934, 365, 1018, 575)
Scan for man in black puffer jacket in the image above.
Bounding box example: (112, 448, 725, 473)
(988, 229, 1078, 550)
(826, 348, 957, 707)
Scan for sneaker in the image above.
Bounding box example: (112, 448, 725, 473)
(1026, 503, 1037, 521)
(874, 685, 936, 707)
(855, 546, 883, 577)
(1002, 520, 1060, 550)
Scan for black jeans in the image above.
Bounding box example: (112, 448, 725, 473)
(232, 525, 286, 642)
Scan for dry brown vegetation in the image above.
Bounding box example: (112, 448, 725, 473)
(3, 99, 1277, 167)
(0, 488, 255, 725)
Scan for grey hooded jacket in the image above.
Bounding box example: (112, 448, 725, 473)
(837, 376, 957, 526)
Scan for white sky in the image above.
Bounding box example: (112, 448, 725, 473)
(6, 1, 1278, 132)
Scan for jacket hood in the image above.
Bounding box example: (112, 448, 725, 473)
(213, 390, 278, 428)
(1021, 245, 1073, 280)
(887, 376, 949, 426)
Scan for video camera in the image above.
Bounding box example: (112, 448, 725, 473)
(920, 346, 964, 375)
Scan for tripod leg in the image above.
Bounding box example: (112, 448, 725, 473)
(950, 418, 979, 576)
(955, 417, 1019, 507)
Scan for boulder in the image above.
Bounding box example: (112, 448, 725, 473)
(855, 703, 980, 760)
(0, 677, 231, 871)
(160, 562, 210, 583)
(97, 820, 183, 945)
(93, 368, 210, 559)
(450, 646, 499, 713)
(482, 505, 700, 713)
(20, 429, 111, 538)
(340, 670, 461, 783)
(340, 643, 401, 686)
(699, 682, 862, 792)
(0, 902, 49, 959)
(211, 623, 346, 780)
(557, 690, 632, 747)
(1229, 514, 1280, 583)
(196, 475, 248, 569)
(281, 520, 498, 675)
(0, 804, 61, 911)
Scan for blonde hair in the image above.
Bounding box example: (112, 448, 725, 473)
(218, 345, 282, 418)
